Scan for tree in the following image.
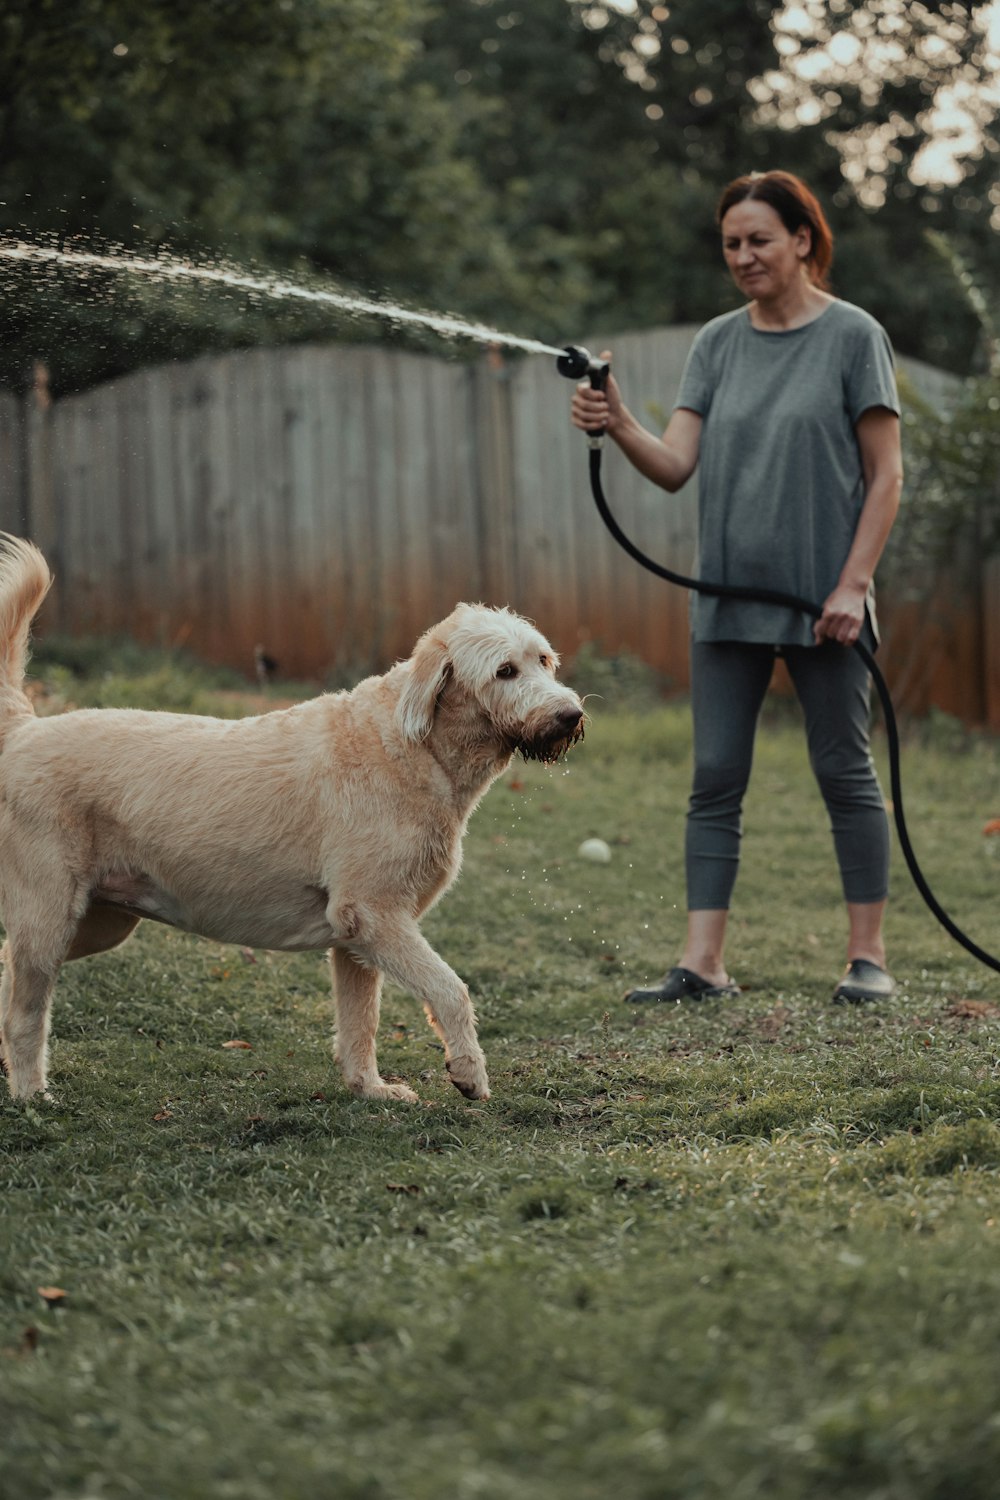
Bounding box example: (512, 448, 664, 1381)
(748, 0, 1000, 371)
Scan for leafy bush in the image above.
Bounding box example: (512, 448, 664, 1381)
(28, 635, 252, 716)
(889, 238, 1000, 591)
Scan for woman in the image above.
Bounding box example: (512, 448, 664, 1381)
(570, 170, 904, 1005)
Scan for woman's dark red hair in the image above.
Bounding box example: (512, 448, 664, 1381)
(716, 171, 834, 291)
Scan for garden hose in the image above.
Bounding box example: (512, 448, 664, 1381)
(557, 344, 1000, 977)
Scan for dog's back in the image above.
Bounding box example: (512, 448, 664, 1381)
(0, 533, 52, 740)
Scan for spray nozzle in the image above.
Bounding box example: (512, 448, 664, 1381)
(556, 345, 609, 389)
(558, 345, 610, 446)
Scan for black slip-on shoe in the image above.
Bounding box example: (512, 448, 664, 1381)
(832, 959, 896, 1004)
(624, 965, 741, 1005)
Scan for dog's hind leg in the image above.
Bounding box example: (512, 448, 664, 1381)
(361, 919, 490, 1101)
(330, 947, 418, 1103)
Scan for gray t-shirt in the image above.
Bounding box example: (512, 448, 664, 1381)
(674, 299, 900, 647)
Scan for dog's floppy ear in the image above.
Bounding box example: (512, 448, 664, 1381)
(396, 626, 453, 742)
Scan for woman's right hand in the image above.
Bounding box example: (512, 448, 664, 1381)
(569, 349, 621, 436)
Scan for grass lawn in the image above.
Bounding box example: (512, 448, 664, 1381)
(4, 648, 1000, 1499)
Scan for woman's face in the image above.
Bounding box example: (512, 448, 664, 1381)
(720, 199, 811, 302)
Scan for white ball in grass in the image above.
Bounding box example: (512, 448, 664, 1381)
(578, 837, 612, 864)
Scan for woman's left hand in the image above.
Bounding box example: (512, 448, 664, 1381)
(814, 582, 867, 646)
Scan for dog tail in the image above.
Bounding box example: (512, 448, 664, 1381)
(0, 533, 53, 735)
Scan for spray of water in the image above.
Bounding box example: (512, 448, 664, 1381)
(0, 236, 565, 359)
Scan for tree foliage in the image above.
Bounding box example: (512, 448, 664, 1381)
(1, 0, 998, 393)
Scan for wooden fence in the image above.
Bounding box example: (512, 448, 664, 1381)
(0, 329, 995, 724)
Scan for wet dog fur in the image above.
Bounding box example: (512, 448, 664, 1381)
(0, 534, 584, 1104)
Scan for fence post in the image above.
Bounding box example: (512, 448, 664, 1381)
(24, 363, 57, 545)
(471, 347, 517, 604)
(22, 362, 62, 629)
(984, 554, 1000, 732)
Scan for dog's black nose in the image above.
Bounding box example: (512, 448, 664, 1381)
(557, 705, 584, 732)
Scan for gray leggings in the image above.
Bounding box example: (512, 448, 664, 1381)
(687, 640, 890, 910)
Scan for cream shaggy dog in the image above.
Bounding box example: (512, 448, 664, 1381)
(0, 534, 584, 1105)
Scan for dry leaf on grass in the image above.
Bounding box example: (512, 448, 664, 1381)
(3, 1326, 40, 1359)
(945, 999, 1000, 1019)
(758, 1006, 792, 1039)
(222, 1039, 253, 1050)
(37, 1287, 66, 1308)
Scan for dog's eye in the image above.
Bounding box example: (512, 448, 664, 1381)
(496, 663, 519, 679)
(540, 654, 552, 670)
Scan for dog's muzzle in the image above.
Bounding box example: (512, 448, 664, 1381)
(515, 705, 585, 765)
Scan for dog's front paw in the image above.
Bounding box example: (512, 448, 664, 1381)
(5, 1082, 54, 1104)
(352, 1078, 420, 1104)
(445, 1054, 490, 1101)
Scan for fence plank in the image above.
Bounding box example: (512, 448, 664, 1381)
(0, 394, 25, 536)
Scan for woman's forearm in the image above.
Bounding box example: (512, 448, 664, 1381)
(839, 409, 905, 591)
(609, 410, 694, 493)
(837, 471, 903, 593)
(815, 408, 903, 646)
(571, 363, 701, 493)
